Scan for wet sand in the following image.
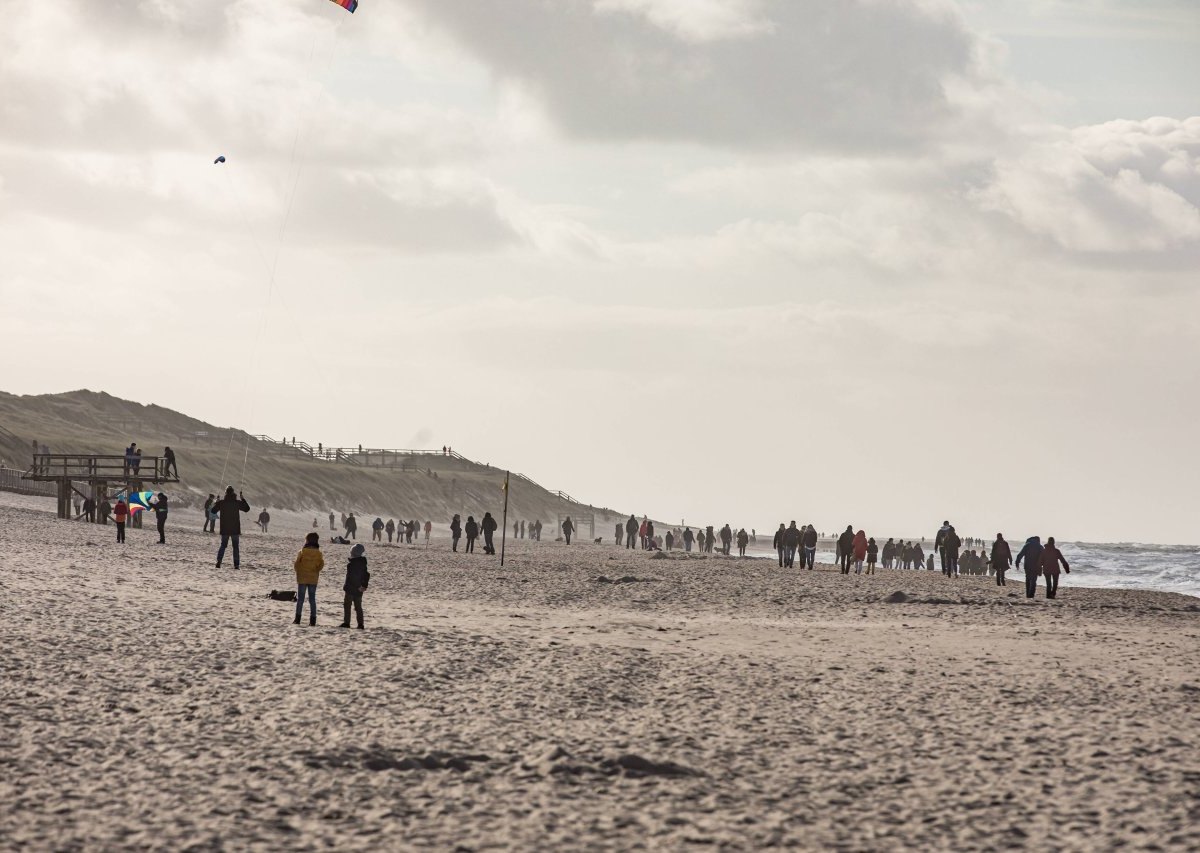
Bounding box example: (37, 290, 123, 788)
(2, 494, 1198, 850)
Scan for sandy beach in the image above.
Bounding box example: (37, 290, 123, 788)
(1, 494, 1198, 851)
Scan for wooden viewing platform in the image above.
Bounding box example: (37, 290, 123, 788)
(24, 454, 179, 521)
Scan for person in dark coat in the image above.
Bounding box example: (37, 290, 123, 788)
(212, 486, 251, 569)
(153, 493, 169, 544)
(345, 513, 358, 540)
(465, 515, 479, 553)
(203, 494, 216, 533)
(626, 515, 638, 550)
(837, 526, 854, 574)
(482, 512, 498, 553)
(736, 528, 749, 557)
(561, 516, 574, 545)
(1038, 537, 1070, 599)
(340, 543, 370, 629)
(385, 519, 395, 543)
(991, 534, 1013, 586)
(1015, 536, 1044, 599)
(773, 523, 786, 567)
(371, 517, 384, 541)
(942, 525, 962, 578)
(450, 514, 462, 551)
(802, 525, 818, 570)
(782, 522, 802, 569)
(163, 446, 178, 479)
(683, 526, 695, 552)
(720, 524, 733, 556)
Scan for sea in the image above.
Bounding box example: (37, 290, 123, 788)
(765, 542, 1200, 599)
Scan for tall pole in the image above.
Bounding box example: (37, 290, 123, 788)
(500, 471, 510, 567)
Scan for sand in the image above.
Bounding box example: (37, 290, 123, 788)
(1, 494, 1198, 851)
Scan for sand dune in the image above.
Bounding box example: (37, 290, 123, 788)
(1, 493, 1197, 850)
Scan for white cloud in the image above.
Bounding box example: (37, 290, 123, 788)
(592, 0, 776, 42)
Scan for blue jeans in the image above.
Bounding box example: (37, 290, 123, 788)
(296, 584, 317, 620)
(803, 546, 816, 569)
(216, 534, 240, 567)
(784, 545, 797, 568)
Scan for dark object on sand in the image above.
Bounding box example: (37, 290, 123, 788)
(269, 589, 297, 602)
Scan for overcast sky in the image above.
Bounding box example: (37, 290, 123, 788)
(2, 0, 1198, 543)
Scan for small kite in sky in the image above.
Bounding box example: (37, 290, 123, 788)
(214, 155, 226, 164)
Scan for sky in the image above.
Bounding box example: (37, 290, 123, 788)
(1, 0, 1198, 544)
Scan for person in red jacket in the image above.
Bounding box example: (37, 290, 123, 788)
(113, 498, 129, 544)
(852, 529, 869, 575)
(1038, 536, 1070, 599)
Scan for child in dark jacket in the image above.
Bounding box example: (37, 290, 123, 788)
(340, 543, 370, 629)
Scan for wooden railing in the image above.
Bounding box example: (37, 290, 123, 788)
(24, 454, 177, 483)
(0, 467, 55, 497)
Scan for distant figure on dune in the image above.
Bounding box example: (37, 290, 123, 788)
(626, 516, 638, 550)
(329, 511, 336, 531)
(837, 526, 854, 574)
(163, 446, 178, 479)
(425, 520, 432, 542)
(340, 543, 369, 630)
(561, 516, 574, 545)
(852, 530, 868, 575)
(154, 493, 169, 544)
(258, 509, 271, 533)
(1015, 536, 1043, 598)
(465, 515, 479, 553)
(1038, 537, 1070, 599)
(212, 487, 251, 569)
(451, 514, 462, 551)
(991, 534, 1012, 586)
(385, 519, 395, 543)
(345, 513, 357, 540)
(736, 528, 749, 557)
(114, 497, 129, 544)
(615, 522, 623, 547)
(372, 517, 384, 542)
(292, 532, 324, 627)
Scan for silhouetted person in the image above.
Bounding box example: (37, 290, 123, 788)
(720, 524, 733, 555)
(683, 526, 695, 552)
(385, 519, 395, 543)
(615, 523, 624, 546)
(482, 512, 498, 554)
(562, 516, 574, 545)
(802, 525, 817, 570)
(340, 543, 369, 630)
(258, 509, 271, 533)
(704, 526, 715, 553)
(450, 514, 462, 551)
(942, 525, 962, 578)
(83, 497, 96, 524)
(1038, 536, 1070, 599)
(163, 446, 178, 479)
(867, 538, 878, 574)
(464, 515, 478, 553)
(329, 511, 336, 531)
(372, 517, 384, 541)
(345, 512, 357, 540)
(991, 534, 1012, 586)
(520, 520, 525, 540)
(736, 528, 749, 557)
(935, 521, 951, 573)
(154, 493, 169, 544)
(837, 526, 854, 574)
(626, 515, 638, 550)
(1015, 536, 1043, 599)
(213, 486, 251, 569)
(773, 523, 786, 567)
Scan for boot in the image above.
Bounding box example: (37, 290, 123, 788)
(339, 622, 350, 628)
(356, 623, 364, 630)
(293, 615, 301, 625)
(309, 616, 317, 626)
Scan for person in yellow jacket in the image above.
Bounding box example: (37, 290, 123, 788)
(293, 532, 324, 626)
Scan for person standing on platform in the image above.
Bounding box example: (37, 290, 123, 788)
(163, 446, 178, 479)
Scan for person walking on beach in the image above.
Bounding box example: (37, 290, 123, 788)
(626, 516, 638, 550)
(258, 509, 271, 533)
(782, 522, 801, 569)
(450, 514, 462, 551)
(385, 519, 395, 543)
(837, 526, 854, 574)
(683, 526, 695, 552)
(1015, 536, 1044, 598)
(852, 529, 869, 575)
(464, 516, 478, 554)
(329, 511, 336, 531)
(424, 520, 432, 542)
(340, 543, 370, 629)
(153, 493, 169, 544)
(941, 525, 962, 578)
(866, 537, 879, 575)
(562, 516, 575, 545)
(615, 522, 624, 547)
(736, 528, 749, 557)
(372, 517, 384, 542)
(482, 512, 498, 554)
(991, 534, 1012, 586)
(114, 497, 129, 544)
(935, 521, 952, 574)
(345, 513, 357, 540)
(213, 486, 251, 569)
(1038, 537, 1070, 599)
(802, 525, 817, 570)
(292, 532, 324, 626)
(203, 494, 217, 532)
(773, 523, 786, 567)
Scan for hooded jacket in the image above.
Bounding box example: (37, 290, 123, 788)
(294, 545, 325, 585)
(802, 527, 818, 549)
(773, 526, 785, 549)
(114, 500, 128, 523)
(481, 514, 497, 534)
(465, 518, 479, 538)
(626, 516, 638, 537)
(783, 524, 802, 548)
(991, 537, 1013, 568)
(837, 527, 854, 553)
(343, 547, 370, 592)
(852, 531, 869, 560)
(1015, 536, 1043, 574)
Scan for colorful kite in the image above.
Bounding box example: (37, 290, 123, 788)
(328, 0, 357, 12)
(126, 491, 159, 514)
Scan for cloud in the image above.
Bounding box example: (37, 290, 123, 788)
(397, 0, 996, 152)
(979, 117, 1200, 251)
